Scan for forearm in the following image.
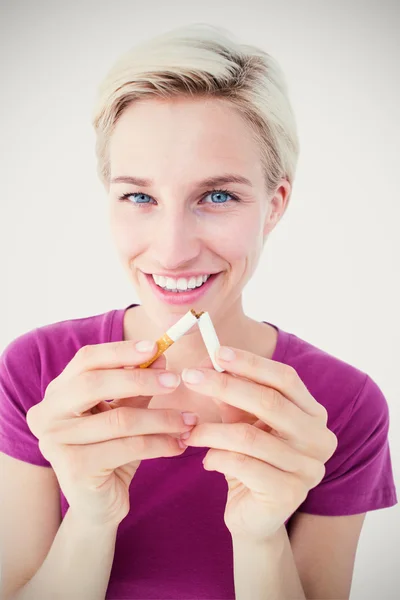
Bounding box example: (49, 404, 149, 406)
(232, 526, 306, 600)
(9, 508, 118, 600)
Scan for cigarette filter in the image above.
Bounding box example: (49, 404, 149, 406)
(138, 309, 199, 368)
(197, 311, 225, 372)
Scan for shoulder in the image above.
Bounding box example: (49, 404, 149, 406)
(1, 305, 122, 402)
(280, 329, 397, 516)
(280, 329, 380, 428)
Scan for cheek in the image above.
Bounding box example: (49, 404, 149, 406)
(208, 218, 263, 261)
(110, 214, 146, 255)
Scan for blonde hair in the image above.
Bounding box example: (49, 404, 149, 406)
(91, 23, 300, 199)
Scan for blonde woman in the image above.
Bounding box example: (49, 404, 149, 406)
(0, 24, 397, 600)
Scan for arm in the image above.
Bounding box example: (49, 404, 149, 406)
(0, 452, 118, 600)
(7, 507, 118, 600)
(232, 512, 366, 600)
(288, 512, 366, 600)
(232, 527, 306, 600)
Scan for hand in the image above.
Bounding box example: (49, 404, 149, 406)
(26, 341, 196, 527)
(180, 347, 338, 541)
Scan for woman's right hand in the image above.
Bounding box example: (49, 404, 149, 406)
(26, 340, 196, 528)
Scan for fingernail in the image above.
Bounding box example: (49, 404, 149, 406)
(217, 347, 236, 361)
(158, 372, 180, 388)
(182, 368, 204, 384)
(135, 340, 156, 352)
(181, 412, 198, 426)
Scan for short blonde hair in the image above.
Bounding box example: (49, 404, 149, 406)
(91, 23, 300, 199)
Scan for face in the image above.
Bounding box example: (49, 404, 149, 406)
(107, 96, 290, 331)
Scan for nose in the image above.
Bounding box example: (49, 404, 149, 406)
(149, 208, 201, 269)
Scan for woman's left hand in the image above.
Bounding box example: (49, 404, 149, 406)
(180, 347, 338, 542)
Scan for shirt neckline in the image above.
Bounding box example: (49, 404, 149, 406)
(109, 303, 291, 458)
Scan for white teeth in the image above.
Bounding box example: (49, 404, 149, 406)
(176, 278, 187, 291)
(152, 273, 211, 291)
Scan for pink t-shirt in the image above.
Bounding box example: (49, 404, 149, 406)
(0, 303, 397, 599)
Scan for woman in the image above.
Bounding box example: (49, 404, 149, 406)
(0, 24, 397, 600)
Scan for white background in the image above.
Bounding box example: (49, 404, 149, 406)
(0, 0, 399, 597)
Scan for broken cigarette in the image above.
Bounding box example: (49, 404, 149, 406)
(197, 311, 225, 372)
(138, 308, 225, 372)
(138, 309, 199, 368)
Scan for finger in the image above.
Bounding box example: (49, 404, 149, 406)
(44, 365, 181, 421)
(45, 407, 195, 444)
(94, 355, 167, 412)
(73, 430, 186, 473)
(203, 448, 309, 505)
(181, 422, 323, 487)
(182, 369, 310, 440)
(214, 348, 323, 417)
(60, 340, 164, 381)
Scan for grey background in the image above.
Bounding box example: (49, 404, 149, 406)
(0, 0, 399, 598)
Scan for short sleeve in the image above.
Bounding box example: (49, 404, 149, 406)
(0, 330, 51, 467)
(297, 374, 398, 515)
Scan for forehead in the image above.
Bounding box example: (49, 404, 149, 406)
(108, 96, 262, 175)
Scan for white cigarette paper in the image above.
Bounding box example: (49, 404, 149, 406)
(197, 311, 225, 372)
(167, 309, 199, 341)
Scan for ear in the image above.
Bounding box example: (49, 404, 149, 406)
(263, 179, 292, 239)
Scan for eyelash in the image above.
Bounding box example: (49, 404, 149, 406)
(117, 188, 241, 208)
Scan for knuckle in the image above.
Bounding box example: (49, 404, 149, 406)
(130, 433, 147, 455)
(38, 434, 56, 461)
(80, 370, 102, 395)
(316, 403, 328, 423)
(282, 364, 298, 386)
(300, 458, 325, 488)
(218, 372, 230, 393)
(130, 367, 150, 390)
(248, 351, 259, 370)
(328, 430, 338, 455)
(232, 450, 248, 465)
(26, 405, 40, 435)
(161, 409, 179, 431)
(107, 407, 132, 436)
(237, 422, 257, 449)
(260, 386, 284, 412)
(44, 377, 57, 396)
(296, 478, 309, 505)
(76, 344, 95, 363)
(167, 434, 180, 454)
(314, 462, 326, 486)
(109, 342, 122, 364)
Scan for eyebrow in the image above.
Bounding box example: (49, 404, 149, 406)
(110, 174, 253, 188)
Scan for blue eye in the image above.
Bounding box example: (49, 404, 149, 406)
(118, 188, 240, 207)
(203, 190, 232, 204)
(122, 192, 153, 205)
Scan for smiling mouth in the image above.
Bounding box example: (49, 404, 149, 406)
(150, 273, 221, 293)
(144, 271, 221, 304)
